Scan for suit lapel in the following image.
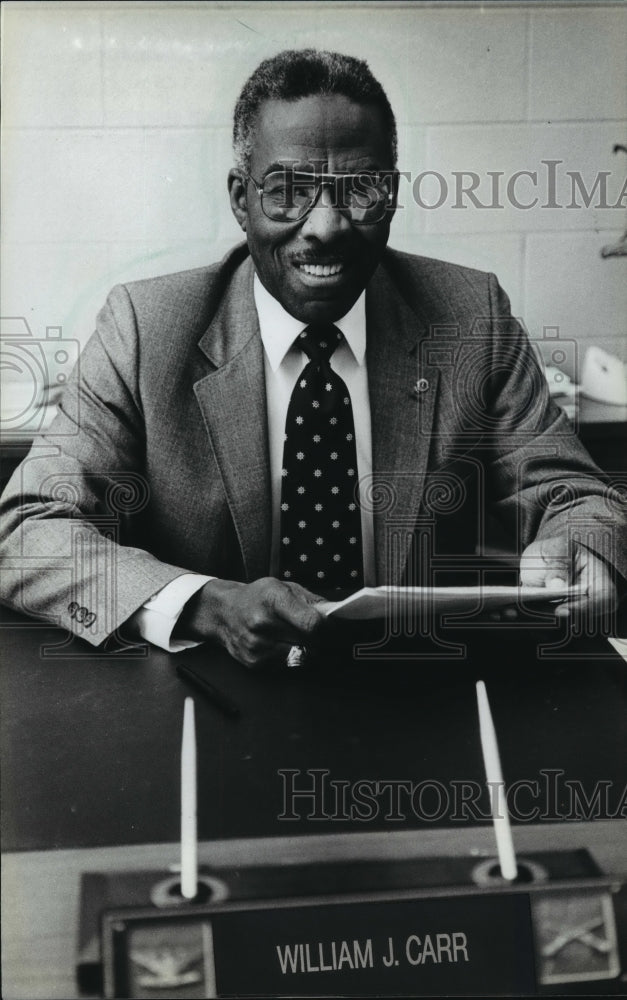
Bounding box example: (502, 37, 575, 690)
(194, 257, 272, 581)
(192, 251, 441, 586)
(367, 264, 440, 585)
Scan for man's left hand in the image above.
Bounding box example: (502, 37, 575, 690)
(519, 535, 619, 619)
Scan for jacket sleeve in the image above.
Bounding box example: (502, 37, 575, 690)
(482, 274, 627, 583)
(0, 285, 193, 646)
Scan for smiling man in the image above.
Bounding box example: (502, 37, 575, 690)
(229, 91, 394, 324)
(0, 49, 624, 665)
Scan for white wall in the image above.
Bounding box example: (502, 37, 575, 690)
(2, 0, 626, 387)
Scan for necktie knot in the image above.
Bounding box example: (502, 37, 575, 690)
(298, 324, 342, 365)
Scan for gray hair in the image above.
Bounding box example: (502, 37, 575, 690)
(233, 48, 398, 174)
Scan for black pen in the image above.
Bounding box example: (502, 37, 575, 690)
(176, 663, 241, 719)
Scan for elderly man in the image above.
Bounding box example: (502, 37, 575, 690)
(0, 49, 624, 666)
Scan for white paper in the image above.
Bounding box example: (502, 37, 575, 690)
(319, 585, 582, 620)
(608, 637, 627, 664)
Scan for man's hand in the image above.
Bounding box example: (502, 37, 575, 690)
(176, 577, 325, 667)
(519, 536, 618, 619)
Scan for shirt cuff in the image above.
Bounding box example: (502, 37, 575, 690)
(132, 574, 213, 651)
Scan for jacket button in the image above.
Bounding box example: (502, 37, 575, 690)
(414, 378, 429, 394)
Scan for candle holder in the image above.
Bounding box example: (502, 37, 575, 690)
(76, 848, 623, 998)
(149, 873, 229, 908)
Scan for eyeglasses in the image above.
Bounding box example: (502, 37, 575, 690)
(247, 170, 395, 225)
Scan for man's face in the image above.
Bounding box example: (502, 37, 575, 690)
(228, 94, 396, 323)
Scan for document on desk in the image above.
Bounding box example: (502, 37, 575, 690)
(609, 637, 627, 664)
(319, 585, 579, 620)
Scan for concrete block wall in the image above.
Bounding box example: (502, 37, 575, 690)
(2, 1, 626, 385)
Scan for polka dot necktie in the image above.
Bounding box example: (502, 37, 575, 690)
(278, 324, 364, 592)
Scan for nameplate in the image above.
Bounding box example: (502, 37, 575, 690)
(213, 894, 535, 995)
(87, 852, 619, 997)
(102, 892, 536, 997)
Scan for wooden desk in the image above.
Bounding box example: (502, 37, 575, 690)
(3, 823, 627, 1000)
(2, 607, 627, 850)
(2, 610, 626, 997)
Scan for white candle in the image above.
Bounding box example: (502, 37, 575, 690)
(180, 697, 198, 899)
(476, 681, 518, 881)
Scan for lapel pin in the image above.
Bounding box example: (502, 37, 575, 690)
(412, 378, 430, 398)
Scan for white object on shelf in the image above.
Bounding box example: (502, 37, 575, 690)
(581, 346, 627, 406)
(542, 365, 578, 399)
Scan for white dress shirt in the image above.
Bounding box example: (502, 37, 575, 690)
(132, 275, 375, 651)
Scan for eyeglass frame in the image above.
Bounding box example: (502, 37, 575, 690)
(244, 168, 398, 225)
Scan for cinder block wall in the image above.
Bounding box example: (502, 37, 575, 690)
(2, 2, 625, 382)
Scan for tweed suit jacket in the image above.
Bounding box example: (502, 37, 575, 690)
(1, 244, 624, 645)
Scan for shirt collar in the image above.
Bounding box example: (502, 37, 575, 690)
(253, 274, 366, 371)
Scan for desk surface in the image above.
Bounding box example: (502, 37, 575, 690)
(2, 608, 626, 852)
(3, 823, 627, 1000)
(2, 611, 627, 998)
